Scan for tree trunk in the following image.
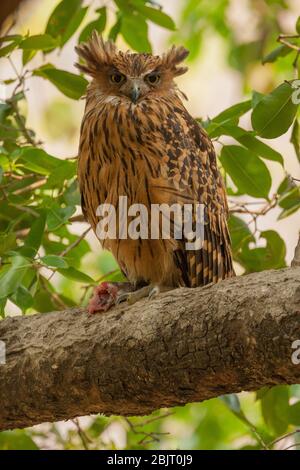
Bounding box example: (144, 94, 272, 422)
(0, 267, 300, 431)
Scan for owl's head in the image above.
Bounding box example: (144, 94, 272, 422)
(75, 32, 189, 103)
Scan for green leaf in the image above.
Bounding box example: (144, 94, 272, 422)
(46, 0, 83, 42)
(0, 103, 11, 122)
(0, 430, 39, 450)
(262, 45, 292, 64)
(278, 187, 300, 219)
(0, 232, 17, 256)
(47, 205, 76, 231)
(0, 255, 31, 299)
(0, 35, 22, 57)
(114, 0, 131, 12)
(291, 118, 300, 162)
(220, 394, 241, 414)
(109, 16, 122, 41)
(0, 40, 20, 58)
(288, 401, 300, 425)
(22, 49, 37, 66)
(238, 230, 286, 272)
(0, 298, 6, 317)
(61, 6, 88, 46)
(229, 40, 262, 72)
(251, 83, 298, 139)
(79, 7, 107, 43)
(20, 34, 58, 51)
(13, 285, 34, 310)
(277, 175, 296, 195)
(211, 100, 252, 124)
(0, 34, 23, 44)
(261, 386, 290, 435)
(218, 126, 284, 165)
(121, 14, 152, 53)
(41, 255, 68, 269)
(42, 230, 89, 269)
(33, 277, 57, 313)
(63, 180, 81, 206)
(206, 101, 252, 138)
(228, 215, 255, 256)
(220, 394, 252, 427)
(33, 64, 88, 100)
(220, 146, 272, 199)
(58, 266, 95, 284)
(133, 3, 176, 30)
(256, 387, 270, 401)
(24, 212, 46, 251)
(44, 160, 76, 188)
(19, 147, 62, 175)
(252, 90, 264, 108)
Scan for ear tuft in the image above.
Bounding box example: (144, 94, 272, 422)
(161, 45, 189, 77)
(75, 31, 117, 77)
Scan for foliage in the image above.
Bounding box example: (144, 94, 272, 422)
(0, 0, 299, 451)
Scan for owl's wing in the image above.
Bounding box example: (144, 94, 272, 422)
(150, 101, 234, 287)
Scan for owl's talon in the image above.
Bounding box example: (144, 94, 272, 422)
(148, 286, 160, 300)
(115, 292, 129, 305)
(120, 285, 152, 306)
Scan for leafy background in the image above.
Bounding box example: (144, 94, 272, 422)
(0, 0, 300, 450)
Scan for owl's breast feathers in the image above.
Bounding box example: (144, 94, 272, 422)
(78, 92, 234, 287)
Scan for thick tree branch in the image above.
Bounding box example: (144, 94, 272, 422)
(0, 267, 300, 431)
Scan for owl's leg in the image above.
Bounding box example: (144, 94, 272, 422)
(88, 282, 134, 314)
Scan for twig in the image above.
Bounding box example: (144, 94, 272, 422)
(229, 195, 277, 217)
(277, 34, 300, 52)
(13, 178, 47, 195)
(135, 411, 174, 427)
(47, 227, 92, 283)
(9, 203, 39, 217)
(39, 276, 68, 310)
(248, 425, 269, 450)
(125, 417, 169, 446)
(70, 214, 86, 223)
(270, 429, 300, 447)
(73, 418, 91, 450)
(283, 442, 300, 451)
(59, 227, 91, 257)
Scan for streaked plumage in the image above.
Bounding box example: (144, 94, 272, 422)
(76, 33, 234, 308)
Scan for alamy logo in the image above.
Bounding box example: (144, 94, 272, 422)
(291, 339, 300, 365)
(0, 340, 6, 365)
(95, 197, 206, 250)
(292, 80, 300, 105)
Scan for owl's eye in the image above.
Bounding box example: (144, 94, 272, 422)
(145, 73, 161, 85)
(110, 73, 126, 84)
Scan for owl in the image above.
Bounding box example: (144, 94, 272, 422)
(76, 33, 234, 314)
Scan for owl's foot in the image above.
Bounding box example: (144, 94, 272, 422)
(116, 284, 170, 306)
(88, 282, 133, 314)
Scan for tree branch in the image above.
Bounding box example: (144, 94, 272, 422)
(0, 267, 300, 431)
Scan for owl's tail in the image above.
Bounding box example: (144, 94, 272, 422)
(187, 220, 235, 288)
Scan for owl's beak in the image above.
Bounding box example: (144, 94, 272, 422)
(130, 83, 141, 103)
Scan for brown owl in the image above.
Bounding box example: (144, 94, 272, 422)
(76, 33, 234, 314)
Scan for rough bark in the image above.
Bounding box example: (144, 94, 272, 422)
(0, 267, 300, 431)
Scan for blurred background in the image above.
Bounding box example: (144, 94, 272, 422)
(0, 0, 300, 450)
